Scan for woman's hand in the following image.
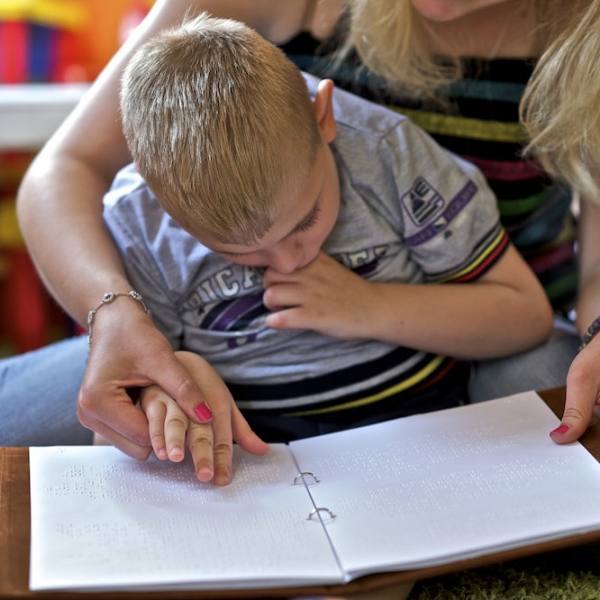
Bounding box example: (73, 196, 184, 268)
(77, 303, 206, 459)
(555, 199, 600, 443)
(78, 302, 268, 482)
(552, 334, 600, 443)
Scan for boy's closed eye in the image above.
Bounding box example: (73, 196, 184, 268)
(295, 205, 321, 233)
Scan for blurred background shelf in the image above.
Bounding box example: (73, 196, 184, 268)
(0, 83, 89, 150)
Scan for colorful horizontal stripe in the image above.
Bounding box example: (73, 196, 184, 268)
(445, 228, 510, 283)
(460, 154, 542, 182)
(395, 107, 528, 144)
(287, 355, 449, 416)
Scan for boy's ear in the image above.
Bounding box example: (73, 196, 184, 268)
(312, 79, 336, 143)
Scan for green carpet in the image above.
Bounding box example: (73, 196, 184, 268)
(408, 541, 600, 599)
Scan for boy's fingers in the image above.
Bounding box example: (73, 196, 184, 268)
(212, 440, 233, 487)
(209, 406, 234, 487)
(163, 401, 189, 461)
(187, 424, 216, 482)
(143, 398, 169, 459)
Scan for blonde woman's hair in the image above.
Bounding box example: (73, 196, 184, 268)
(521, 0, 600, 202)
(343, 0, 458, 102)
(344, 0, 565, 99)
(345, 0, 600, 200)
(120, 12, 322, 244)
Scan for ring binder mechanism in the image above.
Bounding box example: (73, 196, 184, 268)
(307, 507, 336, 521)
(292, 471, 319, 486)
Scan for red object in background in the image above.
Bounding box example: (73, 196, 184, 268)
(0, 249, 78, 353)
(0, 20, 86, 84)
(0, 21, 28, 83)
(54, 26, 86, 82)
(0, 153, 73, 353)
(1, 250, 48, 353)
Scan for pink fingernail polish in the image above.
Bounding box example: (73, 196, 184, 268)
(551, 424, 569, 436)
(195, 402, 213, 422)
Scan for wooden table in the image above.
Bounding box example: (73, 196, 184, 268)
(3, 387, 600, 599)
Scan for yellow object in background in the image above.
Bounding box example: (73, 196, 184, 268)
(0, 0, 156, 34)
(0, 199, 22, 249)
(0, 0, 87, 30)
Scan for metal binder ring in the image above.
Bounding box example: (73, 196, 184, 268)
(307, 507, 336, 521)
(292, 472, 320, 486)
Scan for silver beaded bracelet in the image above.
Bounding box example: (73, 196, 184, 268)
(87, 291, 151, 350)
(579, 315, 600, 352)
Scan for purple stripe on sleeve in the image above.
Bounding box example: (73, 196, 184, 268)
(405, 181, 478, 247)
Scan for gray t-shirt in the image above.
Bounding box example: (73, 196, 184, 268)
(103, 74, 506, 415)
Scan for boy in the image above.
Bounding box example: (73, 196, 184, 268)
(107, 13, 552, 483)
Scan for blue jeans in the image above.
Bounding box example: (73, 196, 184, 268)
(468, 318, 579, 402)
(0, 335, 92, 446)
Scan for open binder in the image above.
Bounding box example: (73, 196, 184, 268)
(28, 390, 600, 593)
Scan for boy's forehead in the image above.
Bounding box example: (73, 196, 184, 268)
(200, 150, 329, 255)
(212, 202, 319, 257)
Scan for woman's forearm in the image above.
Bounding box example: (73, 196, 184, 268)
(17, 152, 132, 326)
(575, 199, 600, 335)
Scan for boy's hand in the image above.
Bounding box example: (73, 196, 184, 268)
(141, 351, 269, 485)
(263, 252, 372, 338)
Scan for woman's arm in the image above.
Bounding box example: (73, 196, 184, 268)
(553, 198, 600, 443)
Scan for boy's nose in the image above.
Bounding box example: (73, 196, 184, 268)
(268, 241, 304, 274)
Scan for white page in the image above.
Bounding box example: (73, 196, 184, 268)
(290, 391, 600, 576)
(29, 444, 342, 591)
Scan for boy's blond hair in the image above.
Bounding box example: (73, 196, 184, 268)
(120, 13, 322, 244)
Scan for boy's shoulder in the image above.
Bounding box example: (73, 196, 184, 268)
(103, 164, 171, 234)
(103, 164, 150, 209)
